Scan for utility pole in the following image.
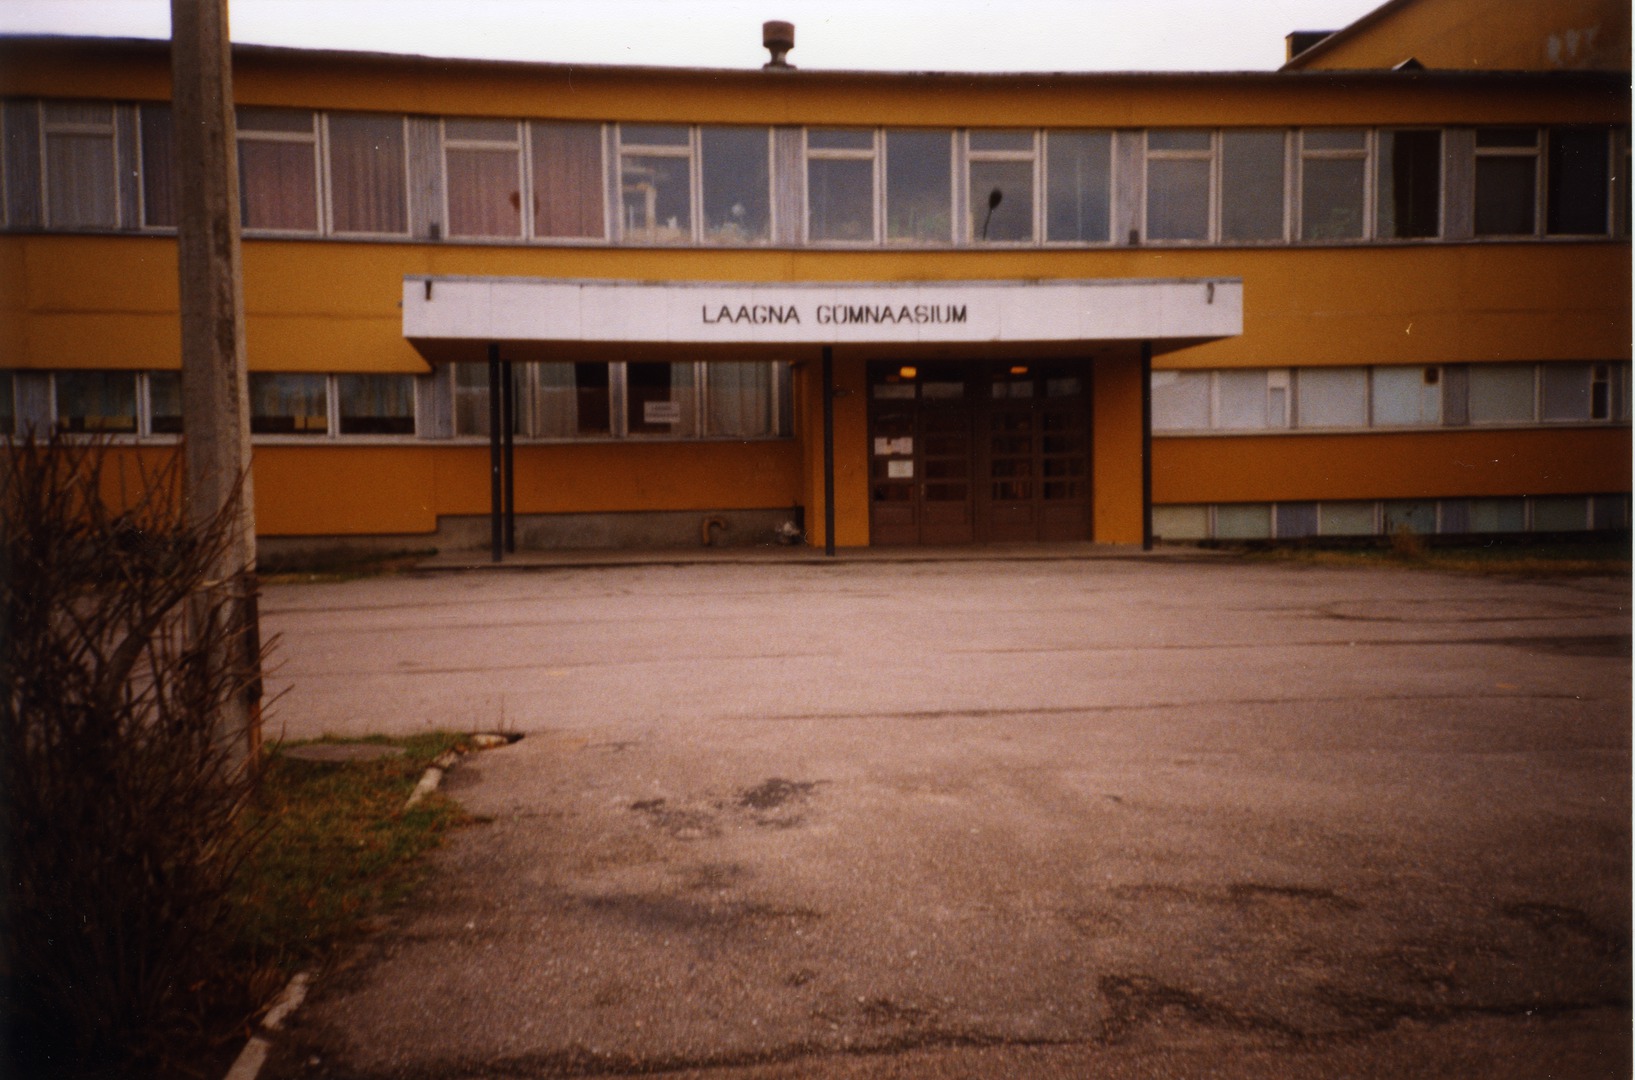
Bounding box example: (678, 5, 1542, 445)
(171, 0, 262, 763)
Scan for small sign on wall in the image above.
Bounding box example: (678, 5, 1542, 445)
(887, 460, 914, 479)
(644, 400, 682, 424)
(873, 437, 913, 456)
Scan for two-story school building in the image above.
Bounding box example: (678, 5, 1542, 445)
(0, 0, 1628, 557)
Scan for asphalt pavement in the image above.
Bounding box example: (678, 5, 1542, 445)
(258, 553, 1631, 1079)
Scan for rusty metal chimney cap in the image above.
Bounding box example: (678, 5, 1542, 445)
(763, 20, 795, 69)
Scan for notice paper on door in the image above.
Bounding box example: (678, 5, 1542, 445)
(644, 401, 682, 424)
(873, 437, 912, 456)
(887, 459, 914, 479)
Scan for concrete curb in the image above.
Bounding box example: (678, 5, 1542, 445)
(222, 970, 311, 1080)
(223, 732, 521, 1080)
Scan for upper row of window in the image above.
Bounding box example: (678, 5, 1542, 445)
(8, 98, 1629, 246)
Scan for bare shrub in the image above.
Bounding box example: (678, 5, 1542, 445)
(0, 434, 266, 1078)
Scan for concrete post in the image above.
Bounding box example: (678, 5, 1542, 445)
(171, 0, 261, 762)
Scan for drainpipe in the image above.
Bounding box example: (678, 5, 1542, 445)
(501, 358, 516, 554)
(822, 345, 836, 558)
(1141, 339, 1153, 552)
(487, 344, 502, 563)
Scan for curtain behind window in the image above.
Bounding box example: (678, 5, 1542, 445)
(329, 113, 407, 234)
(532, 123, 603, 239)
(707, 363, 773, 437)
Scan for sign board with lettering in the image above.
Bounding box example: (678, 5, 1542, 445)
(403, 277, 1243, 353)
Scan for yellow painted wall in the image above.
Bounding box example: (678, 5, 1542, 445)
(1155, 428, 1631, 504)
(4, 237, 1626, 373)
(795, 354, 870, 549)
(1290, 0, 1630, 72)
(252, 439, 801, 536)
(1092, 351, 1146, 544)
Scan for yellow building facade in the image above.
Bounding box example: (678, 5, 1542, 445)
(0, 0, 1628, 556)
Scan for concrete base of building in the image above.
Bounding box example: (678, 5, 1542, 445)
(257, 508, 804, 566)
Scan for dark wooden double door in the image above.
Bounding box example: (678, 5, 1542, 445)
(868, 361, 1092, 545)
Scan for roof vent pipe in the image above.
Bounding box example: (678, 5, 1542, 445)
(763, 21, 795, 69)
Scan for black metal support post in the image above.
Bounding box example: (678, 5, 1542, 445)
(487, 344, 503, 563)
(501, 358, 516, 554)
(1140, 339, 1154, 552)
(821, 345, 836, 557)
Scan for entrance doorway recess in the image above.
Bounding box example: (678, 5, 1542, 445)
(868, 360, 1092, 545)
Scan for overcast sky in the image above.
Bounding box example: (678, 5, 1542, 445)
(2, 0, 1387, 72)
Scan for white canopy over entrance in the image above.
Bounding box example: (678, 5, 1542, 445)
(400, 276, 1245, 561)
(402, 276, 1243, 361)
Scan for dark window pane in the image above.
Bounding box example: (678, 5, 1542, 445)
(55, 370, 136, 433)
(886, 130, 952, 243)
(1301, 157, 1365, 240)
(970, 160, 1033, 242)
(808, 157, 873, 241)
(1149, 130, 1210, 152)
(337, 373, 415, 435)
(809, 128, 872, 151)
(249, 373, 327, 435)
(149, 371, 182, 434)
(1147, 158, 1209, 240)
(701, 127, 770, 244)
(1547, 126, 1609, 235)
(575, 363, 610, 436)
(620, 124, 688, 147)
(1220, 130, 1284, 241)
(1475, 156, 1537, 235)
(1045, 131, 1110, 242)
(621, 154, 690, 243)
(1379, 129, 1441, 239)
(1476, 127, 1537, 149)
(140, 104, 175, 228)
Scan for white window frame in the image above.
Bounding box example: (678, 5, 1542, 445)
(965, 129, 1039, 245)
(1296, 128, 1374, 242)
(236, 107, 323, 237)
(321, 112, 411, 239)
(1473, 126, 1542, 238)
(616, 123, 696, 245)
(1142, 129, 1216, 244)
(1373, 127, 1444, 241)
(447, 361, 790, 442)
(243, 372, 420, 442)
(49, 369, 141, 437)
(803, 127, 881, 245)
(1040, 129, 1117, 246)
(135, 102, 170, 232)
(524, 119, 611, 244)
(440, 116, 526, 242)
(39, 100, 121, 230)
(1210, 367, 1291, 430)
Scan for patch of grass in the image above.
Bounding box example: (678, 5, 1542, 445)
(229, 732, 469, 978)
(1245, 536, 1631, 576)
